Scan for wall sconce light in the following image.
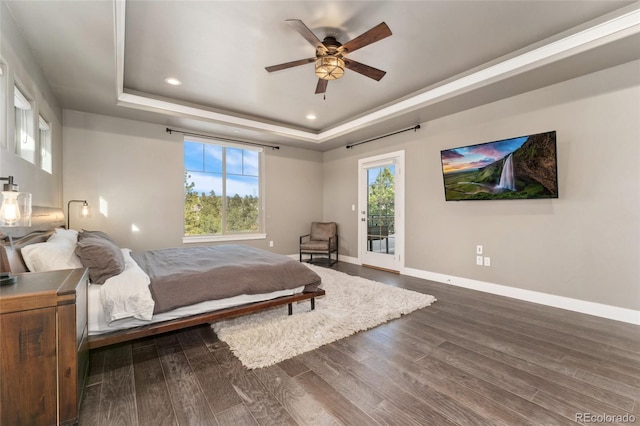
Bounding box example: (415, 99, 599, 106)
(67, 199, 90, 229)
(1, 176, 32, 285)
(0, 176, 32, 227)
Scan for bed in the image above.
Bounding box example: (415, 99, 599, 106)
(0, 209, 325, 349)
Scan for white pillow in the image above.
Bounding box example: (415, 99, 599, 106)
(21, 239, 83, 272)
(100, 249, 154, 323)
(47, 228, 78, 244)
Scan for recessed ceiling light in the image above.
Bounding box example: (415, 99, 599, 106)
(306, 114, 317, 120)
(164, 77, 182, 86)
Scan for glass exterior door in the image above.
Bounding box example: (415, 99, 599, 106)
(358, 150, 404, 272)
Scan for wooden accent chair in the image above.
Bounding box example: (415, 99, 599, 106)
(299, 222, 338, 266)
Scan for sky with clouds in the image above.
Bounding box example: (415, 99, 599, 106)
(441, 136, 527, 174)
(185, 141, 259, 197)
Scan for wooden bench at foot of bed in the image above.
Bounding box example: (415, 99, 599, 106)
(87, 289, 325, 349)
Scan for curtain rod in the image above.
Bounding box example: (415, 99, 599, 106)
(166, 128, 280, 150)
(345, 124, 421, 149)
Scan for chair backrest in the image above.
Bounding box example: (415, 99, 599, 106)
(310, 222, 337, 241)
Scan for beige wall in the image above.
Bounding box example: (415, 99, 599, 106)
(4, 0, 637, 317)
(63, 110, 323, 254)
(322, 60, 640, 311)
(63, 61, 639, 312)
(0, 0, 62, 207)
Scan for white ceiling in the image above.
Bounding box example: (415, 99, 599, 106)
(5, 1, 640, 151)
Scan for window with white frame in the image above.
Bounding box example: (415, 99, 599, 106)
(39, 115, 52, 173)
(14, 86, 35, 163)
(183, 137, 264, 238)
(0, 65, 6, 149)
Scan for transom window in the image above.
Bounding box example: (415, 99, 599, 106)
(39, 115, 52, 173)
(183, 137, 264, 239)
(14, 86, 35, 163)
(0, 65, 6, 149)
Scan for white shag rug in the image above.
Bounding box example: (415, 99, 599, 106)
(211, 264, 436, 369)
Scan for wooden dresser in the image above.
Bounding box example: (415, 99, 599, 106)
(0, 268, 89, 425)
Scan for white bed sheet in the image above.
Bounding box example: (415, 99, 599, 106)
(88, 282, 305, 335)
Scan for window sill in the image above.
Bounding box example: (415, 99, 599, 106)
(182, 233, 267, 244)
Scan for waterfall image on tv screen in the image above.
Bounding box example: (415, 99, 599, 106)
(440, 130, 558, 201)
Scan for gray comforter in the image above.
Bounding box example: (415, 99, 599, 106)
(131, 245, 321, 314)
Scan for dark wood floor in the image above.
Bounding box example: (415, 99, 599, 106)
(79, 262, 640, 425)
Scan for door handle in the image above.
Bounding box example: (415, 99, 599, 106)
(361, 218, 366, 222)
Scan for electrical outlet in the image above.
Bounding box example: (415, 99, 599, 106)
(484, 256, 491, 267)
(476, 245, 483, 255)
(476, 255, 483, 265)
(269, 241, 274, 247)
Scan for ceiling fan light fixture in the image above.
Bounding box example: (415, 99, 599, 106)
(315, 55, 345, 80)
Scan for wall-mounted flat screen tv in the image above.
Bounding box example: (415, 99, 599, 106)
(440, 130, 558, 201)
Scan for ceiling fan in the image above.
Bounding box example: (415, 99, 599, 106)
(265, 19, 392, 94)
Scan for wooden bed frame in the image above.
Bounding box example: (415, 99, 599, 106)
(87, 290, 323, 349)
(1, 208, 325, 350)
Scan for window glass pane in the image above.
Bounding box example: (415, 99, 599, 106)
(15, 102, 35, 164)
(226, 175, 259, 232)
(184, 141, 204, 172)
(39, 115, 52, 173)
(204, 144, 223, 173)
(243, 150, 259, 176)
(40, 129, 52, 173)
(184, 170, 223, 236)
(367, 165, 396, 254)
(226, 147, 243, 175)
(0, 64, 6, 149)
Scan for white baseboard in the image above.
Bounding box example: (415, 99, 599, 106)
(337, 254, 360, 265)
(288, 252, 639, 325)
(404, 267, 640, 326)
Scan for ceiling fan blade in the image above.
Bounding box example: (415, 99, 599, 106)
(315, 79, 328, 94)
(265, 57, 316, 73)
(340, 22, 392, 54)
(286, 19, 326, 51)
(344, 59, 386, 81)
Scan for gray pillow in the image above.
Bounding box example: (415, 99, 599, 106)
(75, 236, 125, 284)
(78, 229, 116, 244)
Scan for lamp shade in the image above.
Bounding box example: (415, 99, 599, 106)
(0, 190, 31, 227)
